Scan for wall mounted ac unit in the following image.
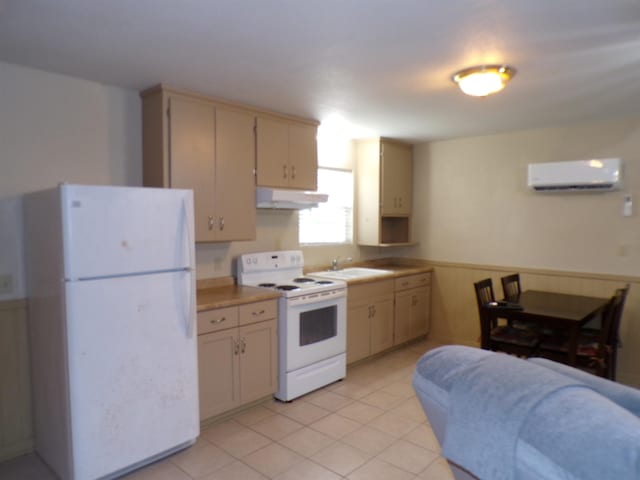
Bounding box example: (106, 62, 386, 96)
(527, 158, 622, 192)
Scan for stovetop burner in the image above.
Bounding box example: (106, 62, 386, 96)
(315, 280, 334, 285)
(258, 282, 277, 288)
(276, 285, 301, 291)
(293, 277, 315, 283)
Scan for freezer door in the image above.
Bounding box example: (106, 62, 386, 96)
(65, 270, 198, 479)
(61, 184, 194, 279)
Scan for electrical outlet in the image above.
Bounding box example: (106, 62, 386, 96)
(0, 274, 13, 295)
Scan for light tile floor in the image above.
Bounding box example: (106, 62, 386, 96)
(0, 339, 453, 480)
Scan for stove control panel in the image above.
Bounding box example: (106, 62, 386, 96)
(238, 250, 303, 273)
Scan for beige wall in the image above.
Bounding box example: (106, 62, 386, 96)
(409, 121, 640, 386)
(0, 61, 142, 300)
(410, 120, 640, 274)
(0, 61, 378, 296)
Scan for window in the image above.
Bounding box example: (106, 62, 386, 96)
(299, 168, 353, 245)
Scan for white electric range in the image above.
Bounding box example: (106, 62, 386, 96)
(238, 250, 346, 401)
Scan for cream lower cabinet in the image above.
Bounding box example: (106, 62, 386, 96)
(394, 273, 431, 345)
(0, 300, 33, 461)
(197, 300, 277, 421)
(346, 280, 394, 364)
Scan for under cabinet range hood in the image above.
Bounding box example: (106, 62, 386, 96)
(256, 187, 328, 209)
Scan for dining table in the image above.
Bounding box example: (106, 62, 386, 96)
(483, 290, 610, 365)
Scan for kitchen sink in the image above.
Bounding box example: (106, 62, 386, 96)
(308, 267, 394, 280)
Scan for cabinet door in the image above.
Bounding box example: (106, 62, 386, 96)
(355, 139, 383, 246)
(198, 329, 239, 420)
(370, 295, 395, 355)
(0, 303, 33, 459)
(256, 117, 289, 188)
(215, 108, 256, 241)
(346, 303, 371, 364)
(394, 290, 413, 345)
(288, 123, 318, 190)
(168, 96, 216, 241)
(238, 319, 278, 404)
(410, 287, 430, 338)
(380, 141, 412, 216)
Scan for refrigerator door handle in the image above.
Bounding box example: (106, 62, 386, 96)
(186, 268, 195, 338)
(182, 197, 196, 338)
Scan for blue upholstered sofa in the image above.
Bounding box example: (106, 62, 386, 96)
(412, 346, 640, 480)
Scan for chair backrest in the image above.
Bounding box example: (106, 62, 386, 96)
(474, 278, 495, 310)
(474, 278, 496, 347)
(501, 273, 521, 300)
(605, 285, 629, 348)
(598, 286, 629, 353)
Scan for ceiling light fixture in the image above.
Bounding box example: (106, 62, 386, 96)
(451, 65, 516, 97)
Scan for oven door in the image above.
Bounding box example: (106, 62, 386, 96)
(282, 289, 346, 372)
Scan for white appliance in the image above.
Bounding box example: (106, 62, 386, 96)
(23, 184, 199, 480)
(256, 187, 329, 209)
(527, 158, 622, 192)
(237, 250, 346, 401)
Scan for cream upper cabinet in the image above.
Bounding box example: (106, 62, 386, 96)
(355, 138, 414, 246)
(381, 141, 412, 216)
(214, 107, 257, 241)
(141, 87, 256, 242)
(256, 116, 318, 190)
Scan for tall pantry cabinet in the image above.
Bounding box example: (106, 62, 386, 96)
(355, 138, 413, 246)
(141, 86, 256, 242)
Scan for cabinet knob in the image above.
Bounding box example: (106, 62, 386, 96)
(234, 339, 240, 355)
(240, 338, 246, 354)
(208, 216, 214, 230)
(283, 165, 288, 179)
(210, 316, 226, 324)
(252, 310, 266, 316)
(291, 166, 296, 179)
(219, 216, 225, 231)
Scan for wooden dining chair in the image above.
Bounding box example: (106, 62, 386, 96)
(603, 285, 629, 380)
(537, 286, 628, 379)
(500, 273, 543, 333)
(580, 284, 629, 380)
(500, 273, 521, 300)
(474, 278, 542, 357)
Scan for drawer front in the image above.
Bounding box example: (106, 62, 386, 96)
(395, 273, 431, 291)
(348, 279, 395, 304)
(239, 300, 278, 326)
(198, 306, 239, 335)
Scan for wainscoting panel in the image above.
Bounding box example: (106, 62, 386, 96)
(426, 262, 640, 387)
(0, 299, 33, 461)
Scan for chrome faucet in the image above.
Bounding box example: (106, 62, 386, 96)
(330, 256, 352, 271)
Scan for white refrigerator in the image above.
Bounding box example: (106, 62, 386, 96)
(23, 184, 199, 480)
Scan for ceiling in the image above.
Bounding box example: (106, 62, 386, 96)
(1, 0, 639, 142)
